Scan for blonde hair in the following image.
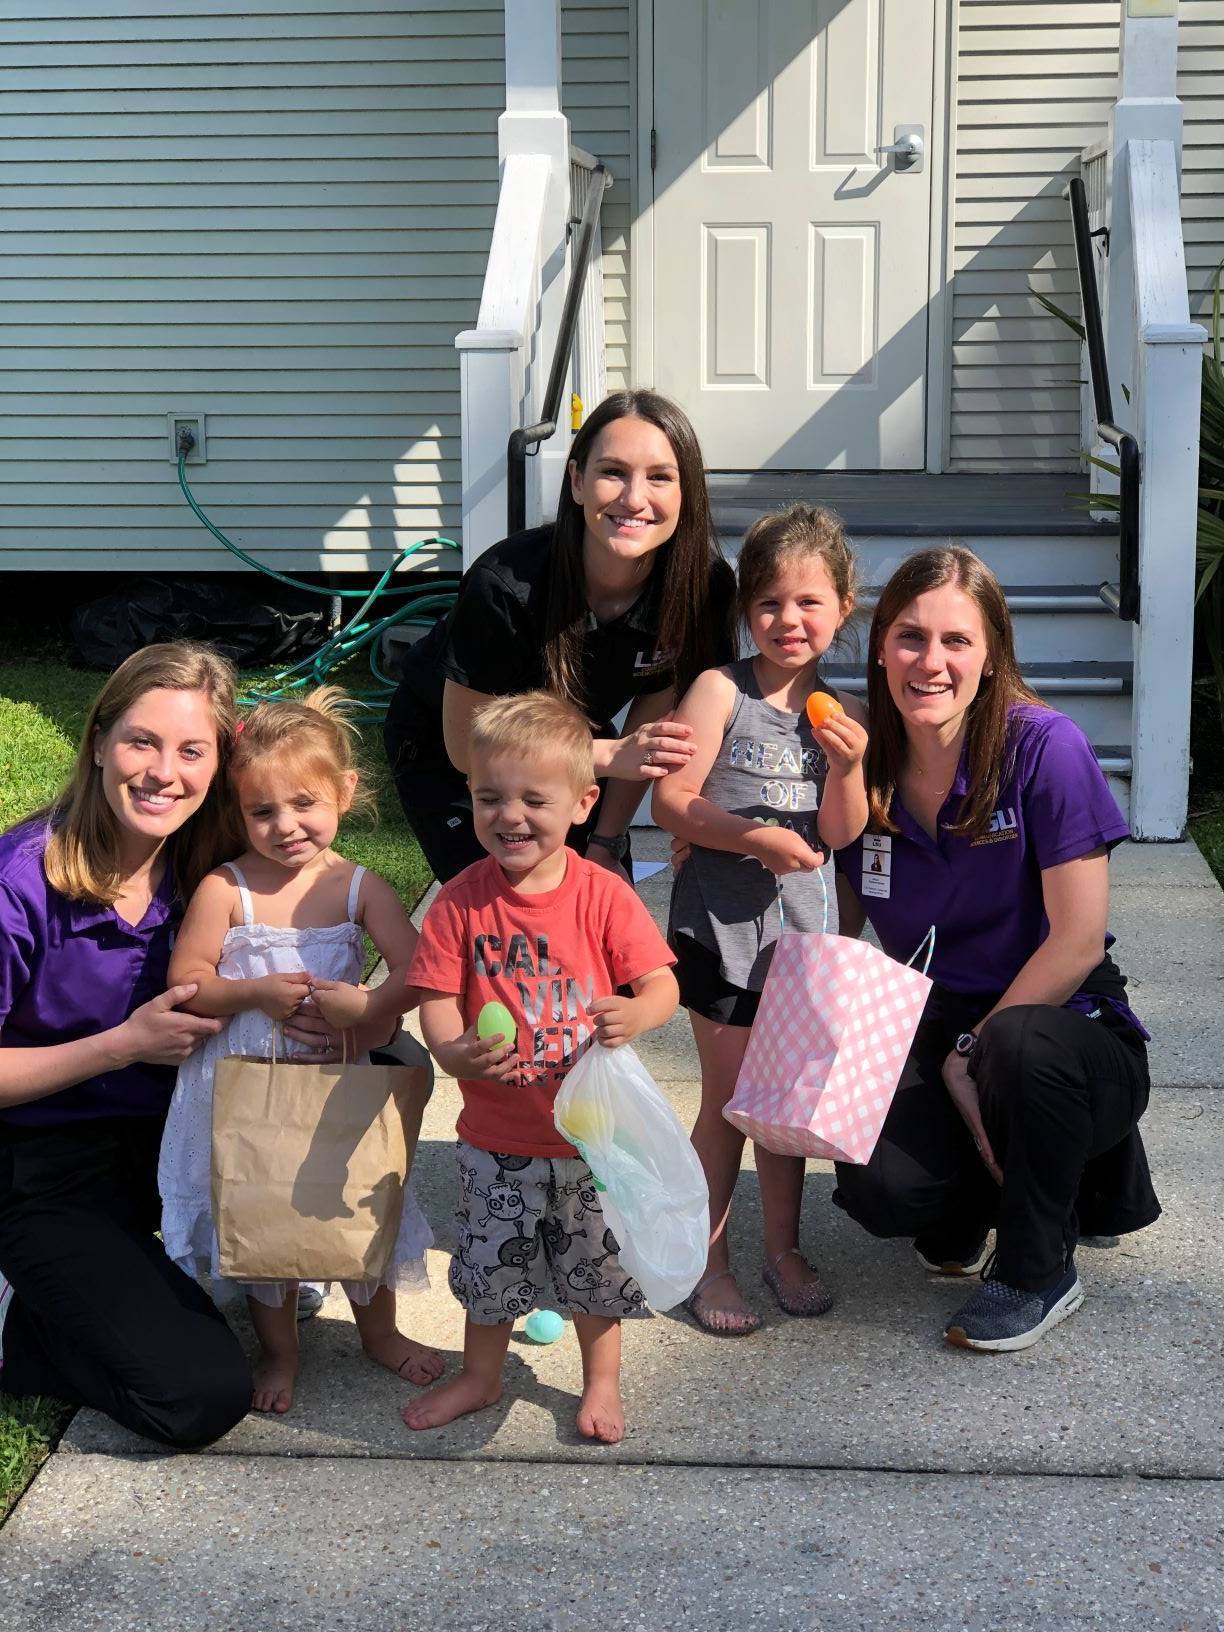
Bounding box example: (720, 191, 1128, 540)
(469, 691, 596, 793)
(735, 503, 857, 627)
(228, 686, 375, 821)
(38, 641, 238, 905)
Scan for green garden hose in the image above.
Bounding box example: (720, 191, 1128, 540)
(176, 451, 459, 719)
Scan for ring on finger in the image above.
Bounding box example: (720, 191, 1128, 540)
(645, 749, 654, 766)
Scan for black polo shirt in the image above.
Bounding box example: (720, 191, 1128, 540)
(390, 527, 736, 795)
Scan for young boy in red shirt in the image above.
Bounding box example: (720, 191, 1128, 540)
(404, 692, 678, 1443)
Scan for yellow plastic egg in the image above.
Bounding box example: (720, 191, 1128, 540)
(559, 1099, 613, 1147)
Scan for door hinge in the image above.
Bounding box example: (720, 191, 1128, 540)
(650, 126, 657, 171)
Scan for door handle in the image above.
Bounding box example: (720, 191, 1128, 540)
(876, 125, 925, 173)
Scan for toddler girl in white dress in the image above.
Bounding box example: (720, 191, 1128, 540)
(158, 687, 440, 1414)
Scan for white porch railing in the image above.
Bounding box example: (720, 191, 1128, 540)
(454, 151, 553, 570)
(1123, 139, 1205, 841)
(1086, 7, 1207, 841)
(1079, 138, 1110, 483)
(454, 0, 569, 569)
(569, 146, 608, 426)
(454, 2, 610, 570)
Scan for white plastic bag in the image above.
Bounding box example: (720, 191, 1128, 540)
(554, 1043, 710, 1312)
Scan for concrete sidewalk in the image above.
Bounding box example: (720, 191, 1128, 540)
(1, 837, 1221, 1629)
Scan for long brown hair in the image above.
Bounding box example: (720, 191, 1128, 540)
(34, 642, 239, 904)
(865, 547, 1045, 837)
(543, 389, 731, 708)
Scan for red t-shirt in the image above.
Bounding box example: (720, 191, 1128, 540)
(408, 850, 674, 1156)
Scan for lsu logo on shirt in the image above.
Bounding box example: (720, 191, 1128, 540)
(633, 645, 673, 677)
(972, 806, 1020, 846)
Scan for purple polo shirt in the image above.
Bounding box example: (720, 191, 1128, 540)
(0, 820, 180, 1126)
(836, 705, 1135, 1003)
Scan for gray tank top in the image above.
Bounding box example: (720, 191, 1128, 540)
(669, 656, 833, 991)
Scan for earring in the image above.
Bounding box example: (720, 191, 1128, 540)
(93, 756, 102, 768)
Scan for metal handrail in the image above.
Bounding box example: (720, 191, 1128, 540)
(506, 161, 610, 534)
(1065, 174, 1140, 623)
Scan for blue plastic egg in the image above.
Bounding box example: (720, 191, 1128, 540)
(524, 1309, 565, 1344)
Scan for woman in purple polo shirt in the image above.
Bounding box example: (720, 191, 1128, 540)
(0, 642, 257, 1445)
(833, 547, 1157, 1353)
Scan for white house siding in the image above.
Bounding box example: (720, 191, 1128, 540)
(948, 0, 1121, 472)
(0, 0, 514, 572)
(561, 1, 633, 392)
(1180, 0, 1224, 337)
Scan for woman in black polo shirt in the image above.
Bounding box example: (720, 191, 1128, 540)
(385, 390, 736, 882)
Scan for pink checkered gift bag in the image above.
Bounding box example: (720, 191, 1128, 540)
(724, 877, 934, 1165)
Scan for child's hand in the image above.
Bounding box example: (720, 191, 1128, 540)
(588, 994, 643, 1049)
(814, 710, 869, 774)
(253, 970, 313, 1021)
(307, 978, 371, 1030)
(436, 1024, 524, 1086)
(744, 824, 824, 877)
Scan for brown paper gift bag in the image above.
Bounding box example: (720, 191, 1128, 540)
(211, 1043, 425, 1284)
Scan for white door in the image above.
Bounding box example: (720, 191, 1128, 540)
(651, 0, 935, 470)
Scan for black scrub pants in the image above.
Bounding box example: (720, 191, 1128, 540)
(0, 1116, 252, 1449)
(833, 993, 1153, 1292)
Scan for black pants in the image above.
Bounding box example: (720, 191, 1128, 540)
(0, 1116, 251, 1449)
(833, 994, 1155, 1292)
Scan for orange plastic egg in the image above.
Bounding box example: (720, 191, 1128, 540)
(805, 691, 845, 730)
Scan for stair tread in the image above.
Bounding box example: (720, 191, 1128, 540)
(709, 472, 1116, 536)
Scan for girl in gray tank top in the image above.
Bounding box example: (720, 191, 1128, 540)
(653, 504, 869, 1337)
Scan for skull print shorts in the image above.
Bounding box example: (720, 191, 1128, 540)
(450, 1141, 648, 1325)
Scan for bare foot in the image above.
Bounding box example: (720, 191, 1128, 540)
(401, 1371, 502, 1431)
(576, 1377, 624, 1444)
(361, 1328, 446, 1386)
(684, 1268, 763, 1336)
(252, 1352, 298, 1414)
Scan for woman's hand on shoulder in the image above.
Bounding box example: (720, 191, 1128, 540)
(743, 823, 824, 876)
(117, 985, 223, 1067)
(605, 711, 696, 782)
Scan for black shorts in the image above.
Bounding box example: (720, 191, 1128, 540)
(671, 932, 761, 1027)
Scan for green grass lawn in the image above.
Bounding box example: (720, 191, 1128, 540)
(0, 644, 430, 1520)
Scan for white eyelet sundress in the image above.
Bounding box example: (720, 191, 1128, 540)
(157, 861, 432, 1308)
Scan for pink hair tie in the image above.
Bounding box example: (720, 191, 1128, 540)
(234, 720, 246, 735)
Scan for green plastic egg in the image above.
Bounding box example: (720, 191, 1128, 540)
(477, 1000, 517, 1046)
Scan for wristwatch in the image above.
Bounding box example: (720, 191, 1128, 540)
(954, 1030, 979, 1059)
(587, 831, 630, 861)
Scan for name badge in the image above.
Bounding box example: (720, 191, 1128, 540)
(862, 834, 891, 898)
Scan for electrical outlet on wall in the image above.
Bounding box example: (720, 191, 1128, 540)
(167, 413, 207, 463)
